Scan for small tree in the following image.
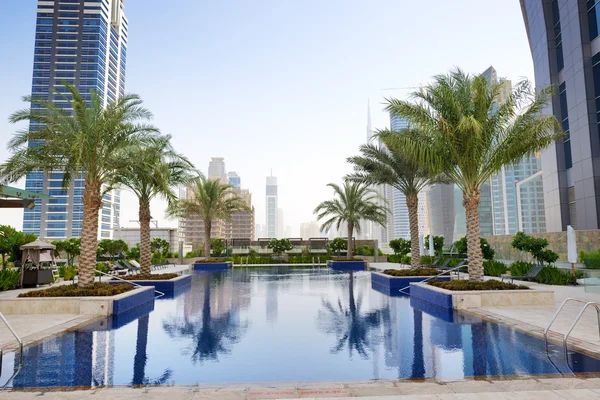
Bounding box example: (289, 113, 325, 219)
(424, 235, 444, 256)
(151, 238, 170, 256)
(0, 225, 37, 269)
(210, 238, 225, 257)
(453, 236, 495, 260)
(268, 239, 293, 259)
(329, 238, 348, 256)
(511, 231, 558, 266)
(98, 239, 129, 261)
(127, 243, 141, 261)
(52, 238, 81, 266)
(389, 238, 411, 256)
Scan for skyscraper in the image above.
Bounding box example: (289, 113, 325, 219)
(521, 1, 600, 231)
(24, 0, 128, 240)
(266, 175, 278, 238)
(208, 157, 227, 183)
(228, 171, 241, 189)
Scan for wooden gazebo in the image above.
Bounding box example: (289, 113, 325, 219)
(20, 240, 56, 287)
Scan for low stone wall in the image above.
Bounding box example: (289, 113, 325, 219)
(0, 286, 155, 316)
(483, 230, 600, 263)
(409, 282, 554, 310)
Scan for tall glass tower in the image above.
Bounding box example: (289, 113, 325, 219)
(266, 176, 278, 238)
(24, 0, 128, 240)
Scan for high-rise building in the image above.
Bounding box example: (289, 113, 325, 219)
(520, 1, 600, 231)
(228, 172, 241, 189)
(300, 221, 321, 239)
(225, 189, 255, 241)
(24, 0, 128, 240)
(208, 157, 227, 183)
(266, 175, 278, 238)
(277, 208, 284, 238)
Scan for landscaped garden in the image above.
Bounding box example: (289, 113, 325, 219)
(18, 283, 134, 297)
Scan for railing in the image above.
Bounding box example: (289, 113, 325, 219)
(397, 263, 466, 295)
(96, 271, 165, 298)
(0, 312, 23, 388)
(544, 298, 600, 367)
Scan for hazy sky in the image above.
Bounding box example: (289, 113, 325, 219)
(0, 0, 534, 236)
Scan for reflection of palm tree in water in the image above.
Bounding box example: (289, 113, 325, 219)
(317, 272, 383, 358)
(132, 314, 172, 385)
(162, 274, 248, 364)
(411, 309, 425, 378)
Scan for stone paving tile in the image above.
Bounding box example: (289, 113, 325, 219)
(395, 382, 455, 395)
(552, 388, 600, 399)
(347, 387, 405, 397)
(444, 380, 504, 393)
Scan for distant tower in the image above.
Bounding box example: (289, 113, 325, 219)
(266, 174, 278, 238)
(228, 171, 241, 189)
(208, 157, 227, 183)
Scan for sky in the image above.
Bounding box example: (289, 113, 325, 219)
(0, 0, 534, 237)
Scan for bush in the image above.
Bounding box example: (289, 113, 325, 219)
(328, 238, 347, 255)
(536, 265, 577, 286)
(400, 255, 411, 265)
(420, 255, 435, 265)
(387, 254, 402, 263)
(483, 260, 507, 277)
(355, 245, 374, 256)
(509, 260, 532, 277)
(511, 232, 559, 265)
(424, 235, 444, 256)
(59, 265, 77, 281)
(130, 273, 178, 280)
(383, 268, 442, 277)
(18, 283, 134, 297)
(151, 251, 167, 265)
(95, 262, 109, 276)
(0, 269, 20, 291)
(429, 280, 529, 291)
(583, 252, 600, 269)
(389, 238, 411, 256)
(210, 239, 225, 257)
(453, 236, 495, 260)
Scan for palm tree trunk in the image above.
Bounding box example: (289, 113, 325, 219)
(204, 220, 212, 260)
(79, 180, 102, 287)
(347, 223, 354, 258)
(464, 190, 483, 281)
(139, 199, 152, 276)
(406, 193, 421, 269)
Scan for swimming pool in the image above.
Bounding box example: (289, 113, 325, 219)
(2, 267, 600, 388)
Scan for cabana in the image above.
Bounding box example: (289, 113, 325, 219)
(285, 238, 305, 255)
(255, 238, 273, 255)
(20, 240, 56, 287)
(231, 238, 251, 255)
(308, 237, 329, 254)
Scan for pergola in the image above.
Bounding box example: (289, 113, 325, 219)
(0, 184, 51, 209)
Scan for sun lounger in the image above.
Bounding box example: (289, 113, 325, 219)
(501, 264, 544, 283)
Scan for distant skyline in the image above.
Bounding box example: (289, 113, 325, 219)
(0, 1, 534, 238)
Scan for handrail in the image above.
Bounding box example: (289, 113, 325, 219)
(397, 263, 466, 295)
(96, 271, 165, 298)
(0, 311, 23, 388)
(563, 302, 600, 361)
(0, 312, 22, 355)
(544, 298, 587, 351)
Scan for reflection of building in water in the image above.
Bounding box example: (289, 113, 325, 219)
(266, 280, 278, 322)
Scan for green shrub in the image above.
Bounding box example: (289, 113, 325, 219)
(583, 252, 600, 269)
(129, 273, 178, 280)
(18, 283, 134, 297)
(447, 258, 462, 268)
(420, 255, 435, 265)
(328, 238, 347, 255)
(453, 236, 495, 260)
(429, 280, 529, 291)
(355, 245, 374, 256)
(0, 269, 20, 291)
(210, 239, 225, 257)
(536, 265, 577, 286)
(389, 239, 411, 256)
(511, 232, 559, 265)
(424, 235, 444, 256)
(59, 265, 77, 281)
(400, 255, 411, 264)
(151, 252, 167, 265)
(383, 268, 442, 277)
(509, 261, 532, 277)
(95, 262, 109, 276)
(483, 260, 507, 277)
(387, 254, 402, 263)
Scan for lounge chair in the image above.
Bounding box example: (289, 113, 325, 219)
(501, 264, 544, 283)
(432, 258, 451, 270)
(423, 256, 442, 268)
(115, 260, 138, 275)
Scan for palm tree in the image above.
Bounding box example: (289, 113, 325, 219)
(347, 140, 439, 268)
(167, 175, 248, 260)
(382, 68, 561, 281)
(112, 135, 195, 276)
(314, 182, 387, 258)
(0, 84, 157, 287)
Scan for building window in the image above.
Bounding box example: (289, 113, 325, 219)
(589, 0, 600, 40)
(553, 0, 564, 71)
(592, 53, 600, 140)
(559, 83, 572, 169)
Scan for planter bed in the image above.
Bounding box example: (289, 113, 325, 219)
(409, 281, 554, 310)
(193, 261, 232, 271)
(0, 285, 154, 316)
(327, 259, 366, 271)
(371, 271, 451, 296)
(109, 274, 191, 293)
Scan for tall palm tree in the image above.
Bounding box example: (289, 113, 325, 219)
(314, 182, 387, 258)
(382, 68, 561, 281)
(347, 140, 439, 268)
(0, 84, 157, 287)
(112, 135, 195, 276)
(167, 176, 249, 260)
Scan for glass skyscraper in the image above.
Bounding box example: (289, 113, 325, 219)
(24, 0, 128, 240)
(266, 176, 278, 238)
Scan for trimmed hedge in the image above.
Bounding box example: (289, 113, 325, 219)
(129, 273, 178, 281)
(383, 268, 442, 277)
(509, 261, 532, 277)
(583, 252, 600, 269)
(428, 280, 529, 291)
(18, 283, 134, 297)
(483, 260, 507, 277)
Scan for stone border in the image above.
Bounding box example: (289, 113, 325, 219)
(193, 261, 232, 271)
(409, 282, 554, 310)
(327, 260, 366, 271)
(109, 274, 191, 292)
(371, 271, 451, 296)
(0, 286, 155, 316)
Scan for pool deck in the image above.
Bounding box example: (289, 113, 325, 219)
(0, 265, 191, 349)
(3, 377, 600, 399)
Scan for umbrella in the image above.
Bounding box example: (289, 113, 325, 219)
(419, 235, 424, 256)
(567, 225, 577, 275)
(428, 235, 435, 257)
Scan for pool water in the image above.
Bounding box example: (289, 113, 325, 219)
(3, 267, 600, 388)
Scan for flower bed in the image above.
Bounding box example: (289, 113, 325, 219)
(371, 271, 450, 296)
(428, 280, 529, 291)
(383, 268, 441, 277)
(18, 283, 134, 298)
(126, 273, 178, 280)
(109, 274, 191, 293)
